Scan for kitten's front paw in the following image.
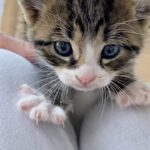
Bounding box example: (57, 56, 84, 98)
(116, 82, 150, 108)
(29, 102, 67, 125)
(50, 106, 67, 125)
(29, 102, 52, 124)
(29, 102, 66, 125)
(17, 95, 44, 112)
(17, 84, 67, 125)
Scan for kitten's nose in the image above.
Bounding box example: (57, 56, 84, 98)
(75, 75, 96, 86)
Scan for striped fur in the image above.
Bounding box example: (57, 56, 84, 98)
(18, 0, 150, 93)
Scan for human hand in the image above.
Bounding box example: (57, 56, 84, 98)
(0, 33, 36, 62)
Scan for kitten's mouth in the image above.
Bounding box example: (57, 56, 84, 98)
(73, 75, 97, 90)
(76, 85, 97, 91)
(72, 81, 99, 91)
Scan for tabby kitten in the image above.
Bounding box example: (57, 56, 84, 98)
(17, 0, 150, 125)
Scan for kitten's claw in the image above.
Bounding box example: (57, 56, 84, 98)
(35, 110, 41, 125)
(50, 106, 67, 125)
(17, 84, 67, 125)
(116, 82, 150, 108)
(29, 102, 66, 125)
(29, 102, 52, 123)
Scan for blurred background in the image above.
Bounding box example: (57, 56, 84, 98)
(0, 0, 19, 36)
(0, 0, 150, 81)
(0, 0, 4, 20)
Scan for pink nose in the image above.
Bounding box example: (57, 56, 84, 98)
(75, 75, 96, 86)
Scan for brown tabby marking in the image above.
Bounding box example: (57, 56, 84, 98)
(18, 0, 150, 91)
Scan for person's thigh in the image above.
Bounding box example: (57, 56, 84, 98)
(0, 50, 77, 150)
(80, 102, 150, 150)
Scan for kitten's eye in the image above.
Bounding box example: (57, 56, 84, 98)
(54, 41, 73, 57)
(101, 45, 120, 59)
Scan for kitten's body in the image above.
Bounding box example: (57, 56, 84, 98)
(17, 0, 150, 127)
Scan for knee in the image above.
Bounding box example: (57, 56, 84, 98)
(0, 49, 38, 89)
(80, 103, 150, 150)
(0, 50, 77, 150)
(0, 49, 35, 73)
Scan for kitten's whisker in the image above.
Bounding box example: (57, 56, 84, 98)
(107, 83, 122, 107)
(60, 83, 68, 106)
(111, 81, 131, 101)
(115, 75, 135, 80)
(98, 88, 103, 113)
(98, 88, 104, 116)
(106, 86, 114, 109)
(110, 83, 124, 105)
(110, 80, 141, 110)
(52, 82, 63, 105)
(110, 81, 127, 96)
(109, 16, 150, 29)
(46, 80, 61, 100)
(98, 87, 107, 118)
(118, 30, 145, 36)
(30, 76, 57, 87)
(113, 79, 137, 100)
(111, 27, 145, 35)
(36, 78, 59, 92)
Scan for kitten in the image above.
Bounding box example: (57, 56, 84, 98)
(17, 0, 150, 125)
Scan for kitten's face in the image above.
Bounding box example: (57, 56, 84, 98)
(19, 0, 150, 91)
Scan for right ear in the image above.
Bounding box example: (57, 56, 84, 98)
(135, 0, 150, 19)
(18, 0, 46, 26)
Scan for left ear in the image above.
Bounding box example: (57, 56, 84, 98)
(135, 0, 150, 19)
(18, 0, 47, 26)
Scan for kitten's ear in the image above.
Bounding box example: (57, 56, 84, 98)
(18, 0, 46, 25)
(135, 0, 150, 19)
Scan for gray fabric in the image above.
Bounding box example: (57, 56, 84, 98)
(81, 103, 150, 150)
(1, 49, 150, 150)
(0, 49, 77, 150)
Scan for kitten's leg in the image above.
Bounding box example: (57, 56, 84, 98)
(17, 84, 67, 125)
(116, 82, 150, 107)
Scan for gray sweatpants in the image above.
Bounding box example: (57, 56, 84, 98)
(0, 49, 150, 150)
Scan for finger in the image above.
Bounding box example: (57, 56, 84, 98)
(0, 33, 36, 62)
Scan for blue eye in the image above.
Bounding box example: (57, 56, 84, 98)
(101, 45, 120, 59)
(54, 41, 73, 57)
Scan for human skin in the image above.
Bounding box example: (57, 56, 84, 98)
(0, 33, 36, 61)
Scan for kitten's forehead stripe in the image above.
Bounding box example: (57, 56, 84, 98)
(94, 18, 104, 35)
(66, 0, 75, 39)
(74, 0, 116, 36)
(103, 0, 115, 23)
(77, 0, 105, 35)
(76, 16, 85, 34)
(22, 0, 149, 73)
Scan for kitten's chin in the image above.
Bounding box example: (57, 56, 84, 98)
(71, 85, 98, 92)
